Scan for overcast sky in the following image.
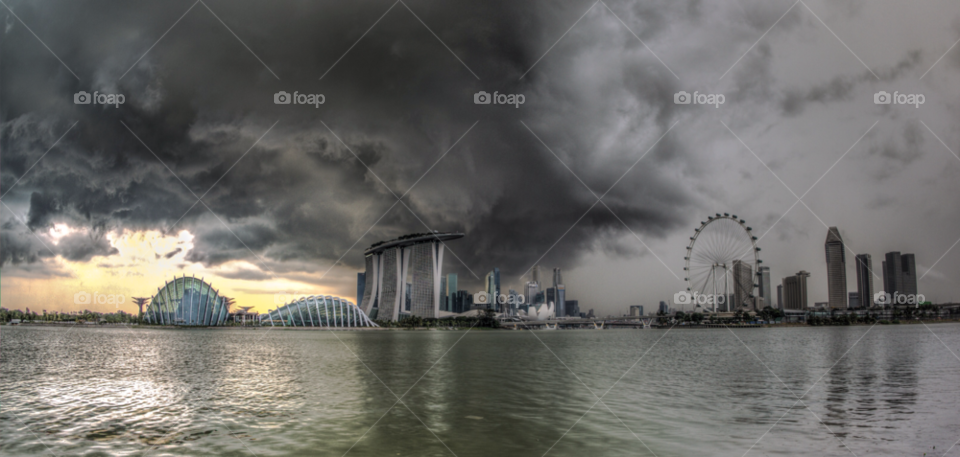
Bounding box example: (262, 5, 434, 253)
(2, 0, 960, 315)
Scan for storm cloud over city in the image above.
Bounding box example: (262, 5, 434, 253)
(2, 0, 960, 313)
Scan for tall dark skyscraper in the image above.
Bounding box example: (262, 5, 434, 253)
(884, 252, 903, 295)
(553, 268, 565, 317)
(439, 276, 447, 311)
(485, 268, 501, 311)
(447, 274, 457, 312)
(883, 252, 919, 300)
(824, 227, 847, 309)
(901, 254, 917, 296)
(758, 266, 771, 309)
(854, 254, 874, 308)
(777, 284, 783, 310)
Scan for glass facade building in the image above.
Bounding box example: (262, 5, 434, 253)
(143, 276, 227, 326)
(261, 295, 378, 327)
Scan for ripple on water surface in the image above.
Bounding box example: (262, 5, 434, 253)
(1, 325, 958, 456)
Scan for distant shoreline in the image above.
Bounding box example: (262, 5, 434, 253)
(5, 319, 960, 331)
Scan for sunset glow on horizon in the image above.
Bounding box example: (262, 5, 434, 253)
(0, 227, 348, 315)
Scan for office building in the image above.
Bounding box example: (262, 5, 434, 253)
(506, 289, 520, 315)
(524, 281, 540, 307)
(451, 290, 470, 313)
(758, 266, 772, 310)
(777, 284, 783, 310)
(849, 292, 860, 309)
(854, 254, 873, 308)
(782, 271, 811, 311)
(485, 268, 501, 311)
(883, 252, 903, 295)
(565, 300, 580, 317)
(439, 277, 447, 311)
(659, 301, 669, 314)
(447, 274, 457, 313)
(533, 291, 545, 304)
(901, 254, 918, 296)
(553, 268, 565, 317)
(532, 265, 542, 287)
(732, 260, 754, 310)
(629, 305, 643, 317)
(546, 288, 558, 308)
(824, 227, 847, 309)
(359, 232, 464, 321)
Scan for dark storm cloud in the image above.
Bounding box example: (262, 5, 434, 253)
(1, 0, 700, 288)
(57, 229, 119, 262)
(0, 220, 43, 266)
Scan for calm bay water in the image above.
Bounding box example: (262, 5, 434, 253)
(2, 324, 959, 456)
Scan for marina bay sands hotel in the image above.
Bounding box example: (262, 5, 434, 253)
(359, 232, 464, 321)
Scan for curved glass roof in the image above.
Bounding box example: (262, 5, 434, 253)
(143, 276, 227, 326)
(262, 295, 378, 328)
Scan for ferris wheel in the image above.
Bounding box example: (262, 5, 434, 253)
(683, 213, 761, 313)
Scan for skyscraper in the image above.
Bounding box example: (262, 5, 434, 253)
(782, 271, 810, 310)
(447, 273, 457, 312)
(901, 254, 917, 297)
(882, 251, 919, 299)
(758, 266, 771, 310)
(485, 268, 501, 310)
(532, 265, 542, 287)
(553, 268, 565, 317)
(824, 227, 847, 309)
(439, 276, 447, 311)
(524, 281, 539, 306)
(732, 260, 754, 310)
(884, 252, 903, 295)
(854, 254, 873, 308)
(777, 284, 783, 310)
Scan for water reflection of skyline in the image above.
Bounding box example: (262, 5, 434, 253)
(1, 325, 957, 456)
